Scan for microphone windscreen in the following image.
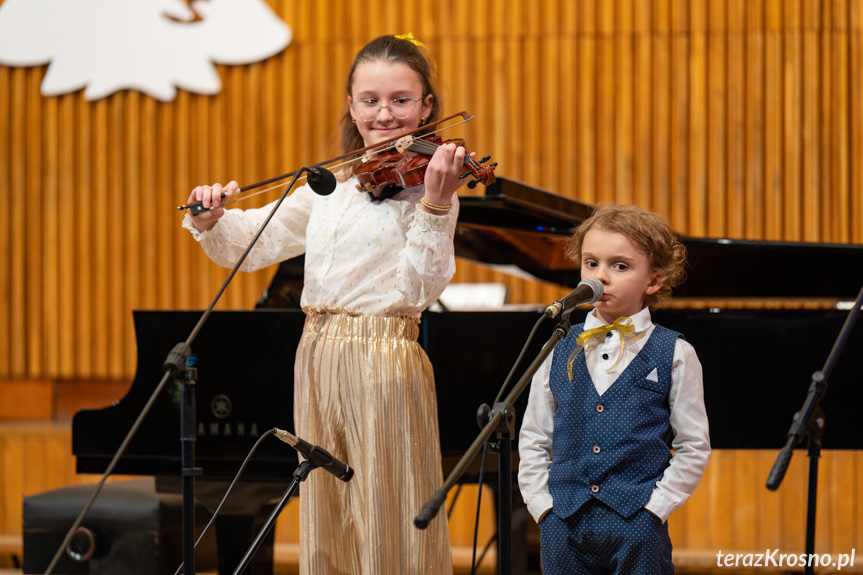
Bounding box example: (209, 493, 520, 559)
(579, 278, 604, 303)
(308, 167, 337, 196)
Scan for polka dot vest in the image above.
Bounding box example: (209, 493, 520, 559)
(548, 323, 682, 519)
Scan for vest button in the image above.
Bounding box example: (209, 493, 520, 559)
(592, 445, 601, 454)
(596, 404, 605, 413)
(590, 484, 600, 493)
(602, 353, 609, 360)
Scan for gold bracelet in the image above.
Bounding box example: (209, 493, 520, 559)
(420, 197, 452, 211)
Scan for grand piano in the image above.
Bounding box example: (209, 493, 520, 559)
(72, 178, 863, 573)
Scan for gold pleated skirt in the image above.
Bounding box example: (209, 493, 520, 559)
(294, 308, 453, 575)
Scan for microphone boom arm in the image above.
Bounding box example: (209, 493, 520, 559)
(415, 311, 575, 531)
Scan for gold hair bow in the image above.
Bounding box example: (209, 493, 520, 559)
(567, 317, 645, 380)
(395, 32, 428, 49)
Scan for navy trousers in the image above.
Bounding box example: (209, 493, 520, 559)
(538, 500, 674, 575)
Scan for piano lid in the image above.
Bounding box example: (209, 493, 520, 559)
(457, 177, 863, 299)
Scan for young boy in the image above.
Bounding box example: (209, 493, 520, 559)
(518, 204, 711, 574)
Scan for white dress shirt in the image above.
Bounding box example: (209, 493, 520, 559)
(182, 176, 459, 318)
(517, 306, 711, 524)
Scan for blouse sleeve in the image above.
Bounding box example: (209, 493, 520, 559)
(181, 184, 315, 272)
(396, 194, 459, 309)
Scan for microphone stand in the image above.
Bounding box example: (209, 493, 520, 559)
(766, 281, 863, 575)
(415, 308, 576, 575)
(231, 460, 314, 575)
(43, 168, 316, 575)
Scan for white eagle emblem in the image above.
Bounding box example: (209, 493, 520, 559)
(0, 0, 292, 101)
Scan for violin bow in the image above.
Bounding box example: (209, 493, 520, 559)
(176, 111, 476, 213)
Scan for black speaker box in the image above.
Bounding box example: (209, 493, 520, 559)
(22, 478, 216, 574)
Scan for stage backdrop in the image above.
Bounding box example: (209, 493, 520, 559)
(1, 0, 861, 381)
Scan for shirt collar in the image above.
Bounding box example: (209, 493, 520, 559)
(584, 306, 654, 333)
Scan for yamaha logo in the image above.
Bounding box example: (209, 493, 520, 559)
(199, 394, 260, 438)
(210, 394, 232, 419)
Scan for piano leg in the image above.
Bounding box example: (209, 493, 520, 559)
(156, 477, 292, 575)
(489, 477, 539, 575)
(215, 513, 277, 575)
(510, 496, 529, 574)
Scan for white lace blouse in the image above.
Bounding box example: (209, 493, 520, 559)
(182, 176, 459, 318)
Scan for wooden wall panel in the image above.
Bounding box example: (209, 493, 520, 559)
(0, 423, 135, 537)
(666, 449, 863, 559)
(0, 6, 861, 564)
(0, 66, 10, 378)
(745, 1, 766, 239)
(855, 0, 863, 242)
(2, 422, 860, 565)
(0, 422, 497, 556)
(727, 0, 747, 239)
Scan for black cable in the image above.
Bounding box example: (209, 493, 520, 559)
(172, 428, 281, 575)
(493, 313, 548, 405)
(469, 442, 488, 575)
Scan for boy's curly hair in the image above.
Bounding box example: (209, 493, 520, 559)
(563, 204, 687, 308)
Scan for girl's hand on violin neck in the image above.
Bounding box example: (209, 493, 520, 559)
(421, 142, 470, 211)
(186, 181, 239, 232)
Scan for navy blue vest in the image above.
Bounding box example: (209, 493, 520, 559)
(548, 323, 681, 519)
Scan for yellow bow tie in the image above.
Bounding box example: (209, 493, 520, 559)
(567, 317, 644, 380)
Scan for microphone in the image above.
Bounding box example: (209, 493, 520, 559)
(306, 166, 337, 196)
(274, 428, 354, 482)
(544, 278, 603, 318)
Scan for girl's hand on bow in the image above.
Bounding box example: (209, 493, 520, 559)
(186, 180, 239, 232)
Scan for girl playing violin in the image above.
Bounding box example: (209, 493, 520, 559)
(182, 34, 468, 574)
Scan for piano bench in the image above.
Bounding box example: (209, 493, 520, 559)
(22, 478, 217, 575)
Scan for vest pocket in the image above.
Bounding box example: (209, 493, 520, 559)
(633, 378, 665, 394)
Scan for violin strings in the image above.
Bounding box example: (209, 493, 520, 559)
(407, 139, 440, 156)
(220, 132, 449, 209)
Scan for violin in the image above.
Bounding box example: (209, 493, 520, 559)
(177, 111, 496, 215)
(353, 134, 497, 199)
